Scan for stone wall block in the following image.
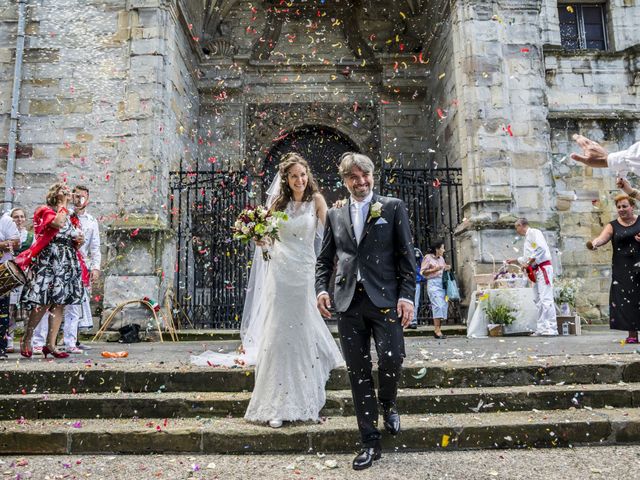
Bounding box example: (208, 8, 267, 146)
(57, 143, 88, 159)
(103, 274, 159, 309)
(24, 48, 60, 63)
(128, 0, 161, 7)
(117, 92, 152, 120)
(0, 48, 13, 64)
(28, 97, 93, 116)
(132, 26, 161, 39)
(131, 38, 162, 55)
(110, 10, 140, 43)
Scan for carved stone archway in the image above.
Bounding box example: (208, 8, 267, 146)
(264, 125, 359, 204)
(245, 102, 380, 203)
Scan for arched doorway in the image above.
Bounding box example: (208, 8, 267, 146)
(262, 125, 359, 205)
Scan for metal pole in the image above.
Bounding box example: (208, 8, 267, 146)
(4, 0, 27, 212)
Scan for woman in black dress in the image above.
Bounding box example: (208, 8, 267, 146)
(589, 194, 640, 343)
(18, 183, 85, 359)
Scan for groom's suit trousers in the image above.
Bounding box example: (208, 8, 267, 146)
(337, 284, 405, 447)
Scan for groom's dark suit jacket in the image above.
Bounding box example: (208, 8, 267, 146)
(315, 193, 416, 313)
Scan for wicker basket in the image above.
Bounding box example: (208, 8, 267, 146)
(492, 264, 528, 289)
(487, 324, 504, 337)
(474, 262, 528, 290)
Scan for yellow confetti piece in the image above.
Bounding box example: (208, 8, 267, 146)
(566, 6, 574, 13)
(400, 11, 406, 19)
(438, 73, 446, 80)
(384, 157, 393, 164)
(479, 293, 489, 301)
(441, 434, 450, 447)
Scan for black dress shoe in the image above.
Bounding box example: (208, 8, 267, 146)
(352, 445, 382, 470)
(407, 324, 418, 329)
(383, 407, 401, 435)
(433, 332, 447, 339)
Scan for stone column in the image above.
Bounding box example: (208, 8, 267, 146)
(102, 0, 200, 320)
(447, 0, 559, 299)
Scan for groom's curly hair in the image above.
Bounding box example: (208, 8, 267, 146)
(271, 152, 320, 212)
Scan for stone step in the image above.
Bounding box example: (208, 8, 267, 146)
(2, 407, 639, 455)
(3, 358, 639, 394)
(78, 324, 468, 342)
(3, 383, 640, 420)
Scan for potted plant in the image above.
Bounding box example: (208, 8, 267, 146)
(554, 278, 582, 315)
(483, 299, 516, 336)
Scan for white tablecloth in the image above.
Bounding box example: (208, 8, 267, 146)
(467, 288, 538, 338)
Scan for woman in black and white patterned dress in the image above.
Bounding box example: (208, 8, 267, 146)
(18, 183, 85, 359)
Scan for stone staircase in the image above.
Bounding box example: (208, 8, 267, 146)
(2, 356, 640, 454)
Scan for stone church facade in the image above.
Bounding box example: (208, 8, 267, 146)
(0, 0, 638, 324)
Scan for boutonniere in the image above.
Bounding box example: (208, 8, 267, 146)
(332, 198, 348, 209)
(369, 201, 383, 219)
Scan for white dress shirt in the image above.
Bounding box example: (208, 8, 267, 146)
(608, 141, 640, 176)
(517, 227, 552, 266)
(350, 191, 373, 243)
(76, 211, 101, 271)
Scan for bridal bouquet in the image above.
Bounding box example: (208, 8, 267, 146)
(232, 205, 288, 260)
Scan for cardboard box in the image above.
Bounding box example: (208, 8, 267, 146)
(557, 315, 581, 335)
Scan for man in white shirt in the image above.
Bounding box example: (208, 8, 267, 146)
(33, 185, 101, 353)
(0, 213, 20, 358)
(507, 218, 558, 336)
(571, 134, 640, 175)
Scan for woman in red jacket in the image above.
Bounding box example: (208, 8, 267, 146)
(16, 183, 86, 359)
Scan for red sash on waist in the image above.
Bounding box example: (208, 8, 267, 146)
(528, 260, 552, 285)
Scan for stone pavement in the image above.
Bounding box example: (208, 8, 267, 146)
(2, 446, 639, 480)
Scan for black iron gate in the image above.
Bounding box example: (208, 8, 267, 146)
(170, 163, 463, 329)
(380, 163, 463, 324)
(170, 169, 252, 328)
(380, 164, 463, 266)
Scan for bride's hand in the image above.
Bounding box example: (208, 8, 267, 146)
(254, 237, 272, 248)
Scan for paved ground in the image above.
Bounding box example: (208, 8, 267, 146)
(2, 446, 639, 479)
(2, 330, 638, 372)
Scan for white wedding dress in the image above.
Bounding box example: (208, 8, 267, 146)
(244, 200, 344, 423)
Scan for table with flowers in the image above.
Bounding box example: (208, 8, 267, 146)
(466, 266, 538, 338)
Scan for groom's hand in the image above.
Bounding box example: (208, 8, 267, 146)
(317, 293, 333, 318)
(397, 300, 414, 328)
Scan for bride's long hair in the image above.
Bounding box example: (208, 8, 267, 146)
(271, 153, 319, 212)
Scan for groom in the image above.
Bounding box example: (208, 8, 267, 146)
(316, 152, 416, 470)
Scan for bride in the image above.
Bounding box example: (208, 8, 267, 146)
(193, 152, 343, 428)
(245, 153, 343, 427)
